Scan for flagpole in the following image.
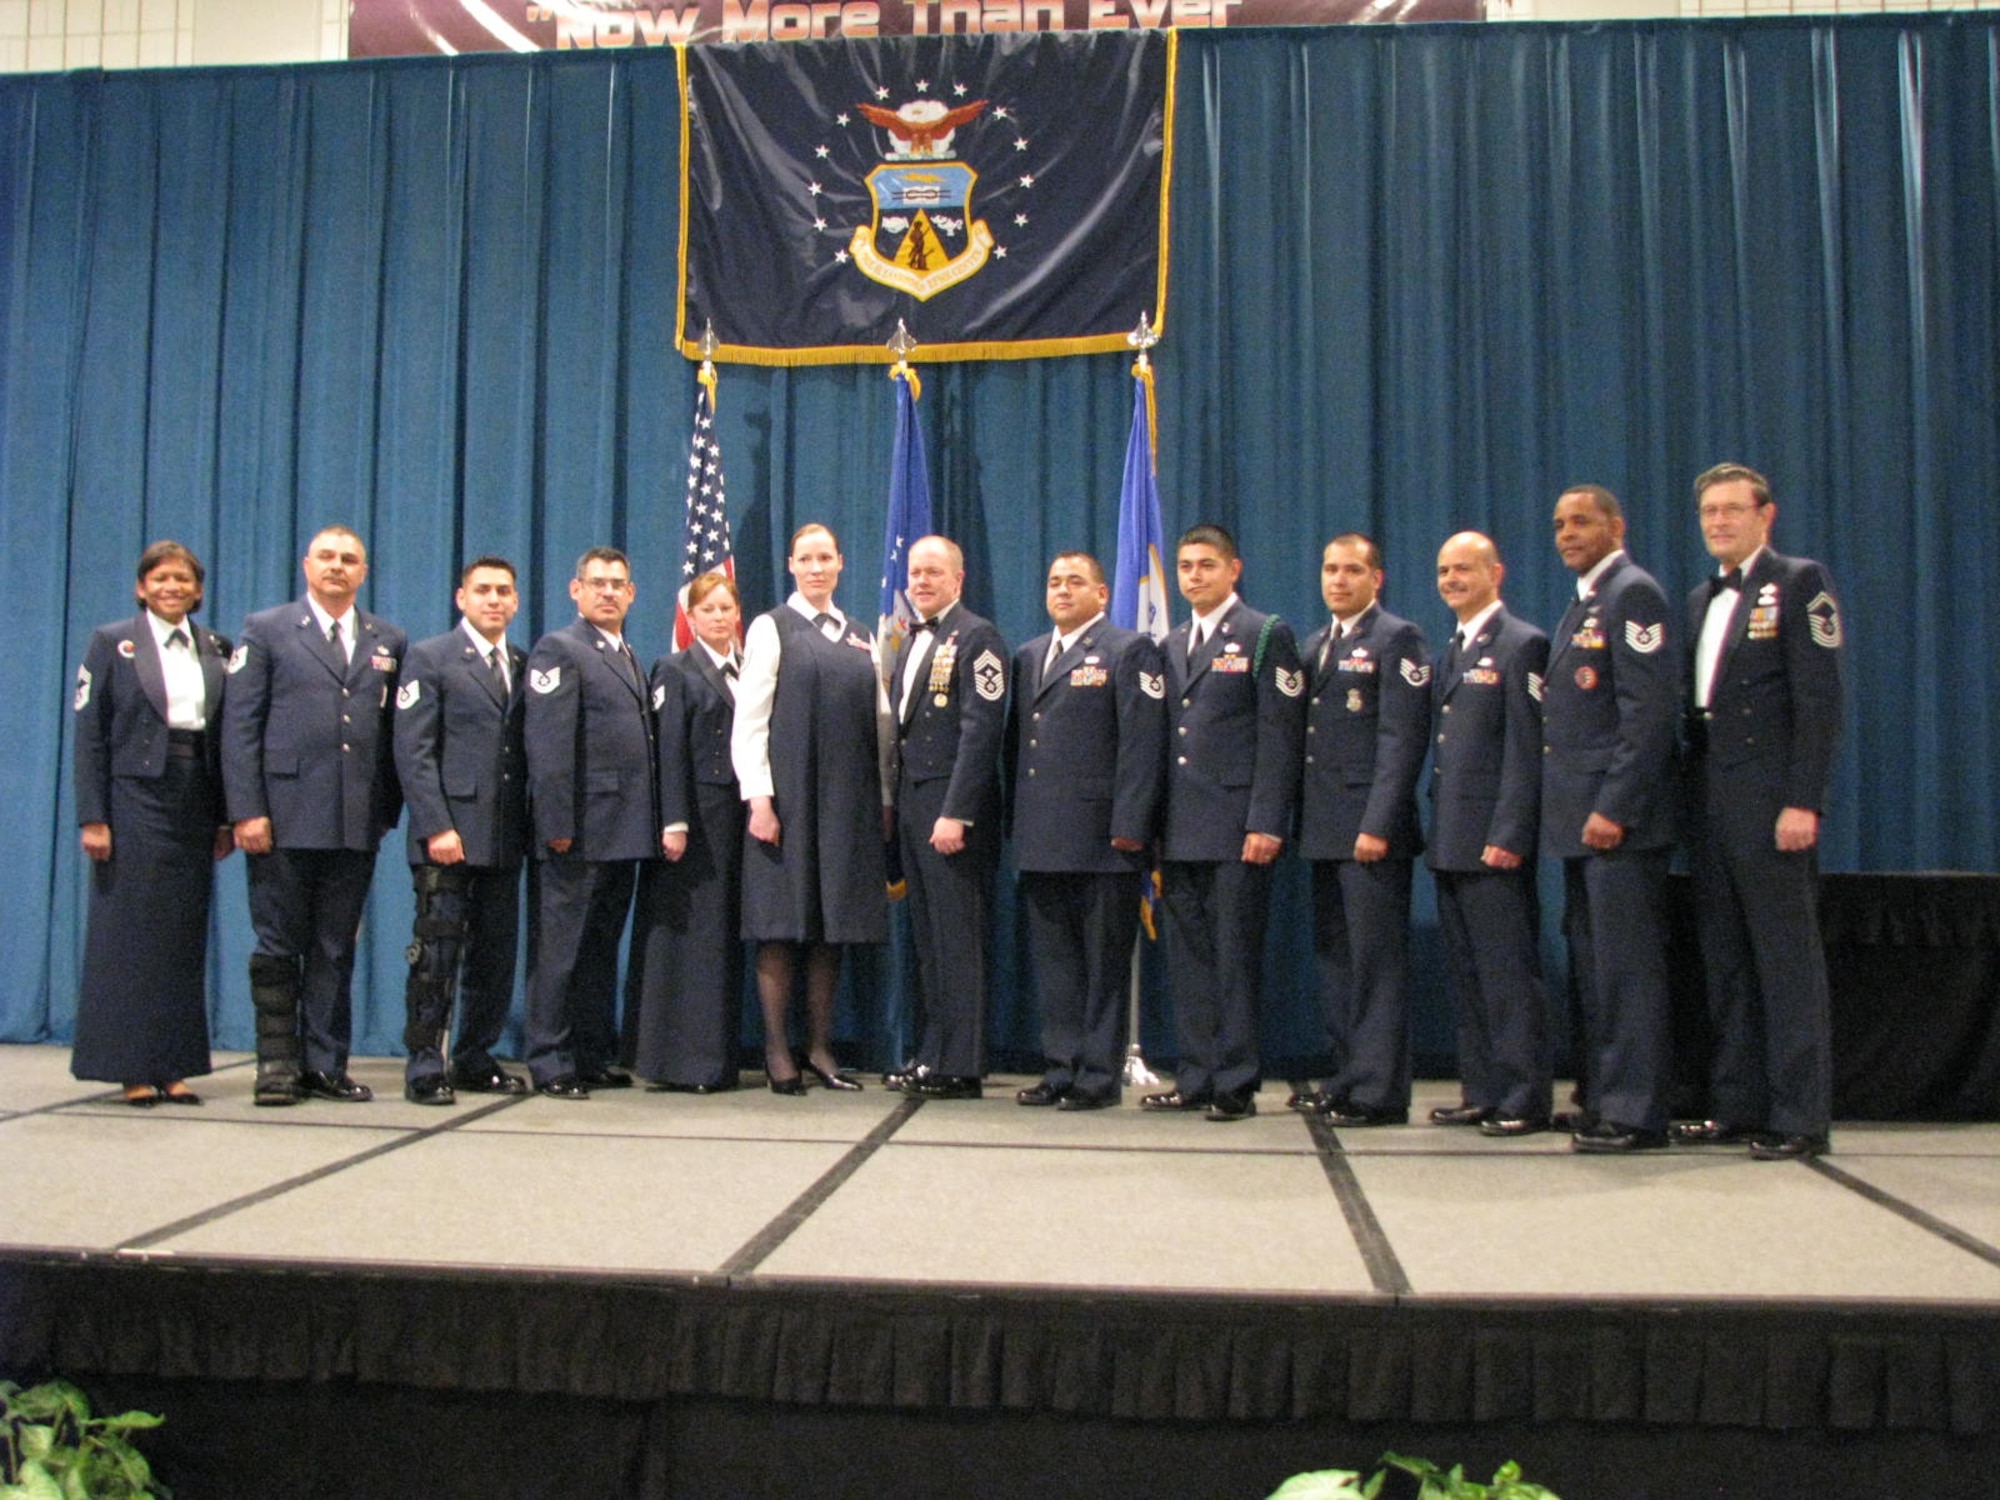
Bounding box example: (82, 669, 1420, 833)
(1118, 313, 1165, 1091)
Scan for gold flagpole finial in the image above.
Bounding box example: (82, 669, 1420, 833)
(697, 320, 720, 410)
(1127, 312, 1159, 372)
(887, 320, 921, 400)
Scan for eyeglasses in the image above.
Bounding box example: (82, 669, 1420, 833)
(580, 577, 632, 593)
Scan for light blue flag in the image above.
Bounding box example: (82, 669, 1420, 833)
(1112, 367, 1170, 643)
(877, 367, 935, 671)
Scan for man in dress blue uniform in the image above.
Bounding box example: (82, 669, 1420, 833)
(889, 536, 1008, 1101)
(522, 547, 658, 1099)
(1008, 551, 1166, 1111)
(1144, 524, 1305, 1122)
(222, 525, 405, 1106)
(1294, 535, 1432, 1127)
(1675, 463, 1845, 1160)
(1541, 487, 1681, 1153)
(1426, 532, 1552, 1135)
(392, 556, 530, 1106)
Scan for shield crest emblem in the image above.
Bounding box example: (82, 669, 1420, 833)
(848, 100, 995, 299)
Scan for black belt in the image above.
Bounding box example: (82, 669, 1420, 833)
(166, 729, 206, 759)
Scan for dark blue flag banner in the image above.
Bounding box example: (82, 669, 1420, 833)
(677, 30, 1175, 365)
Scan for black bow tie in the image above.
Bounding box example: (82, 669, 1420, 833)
(1710, 568, 1744, 599)
(914, 616, 940, 632)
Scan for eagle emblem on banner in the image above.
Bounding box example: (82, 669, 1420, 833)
(850, 100, 992, 300)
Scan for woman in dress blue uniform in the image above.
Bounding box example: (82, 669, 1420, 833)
(629, 571, 749, 1092)
(71, 541, 234, 1104)
(730, 525, 892, 1094)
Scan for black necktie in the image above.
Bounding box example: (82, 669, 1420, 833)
(166, 628, 188, 650)
(813, 611, 837, 636)
(1044, 635, 1064, 678)
(721, 656, 738, 702)
(1710, 568, 1744, 599)
(1446, 634, 1463, 673)
(327, 620, 344, 665)
(488, 647, 507, 693)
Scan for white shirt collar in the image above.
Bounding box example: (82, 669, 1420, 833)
(460, 618, 507, 659)
(589, 622, 625, 652)
(1191, 593, 1240, 636)
(146, 610, 192, 647)
(307, 597, 358, 640)
(697, 638, 735, 670)
(1456, 600, 1504, 647)
(1057, 610, 1106, 652)
(1576, 548, 1625, 599)
(787, 591, 843, 630)
(1334, 602, 1377, 635)
(1720, 544, 1767, 578)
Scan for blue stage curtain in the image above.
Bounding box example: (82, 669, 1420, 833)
(3, 18, 1996, 1069)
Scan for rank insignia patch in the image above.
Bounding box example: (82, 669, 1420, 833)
(73, 666, 91, 712)
(227, 645, 249, 674)
(1138, 671, 1164, 699)
(396, 680, 421, 710)
(530, 667, 561, 695)
(1807, 591, 1843, 649)
(973, 649, 1006, 701)
(1275, 667, 1304, 698)
(1399, 659, 1432, 687)
(1625, 621, 1665, 654)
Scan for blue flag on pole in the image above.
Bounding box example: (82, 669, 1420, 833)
(1112, 367, 1170, 644)
(877, 366, 934, 671)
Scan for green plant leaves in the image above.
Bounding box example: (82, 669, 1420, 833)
(0, 1381, 169, 1499)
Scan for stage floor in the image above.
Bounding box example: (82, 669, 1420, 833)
(5, 1040, 1999, 1304)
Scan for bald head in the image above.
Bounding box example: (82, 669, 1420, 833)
(1436, 531, 1504, 623)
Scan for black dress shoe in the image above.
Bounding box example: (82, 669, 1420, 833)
(1204, 1095, 1257, 1122)
(1057, 1092, 1117, 1112)
(576, 1067, 632, 1090)
(1429, 1103, 1491, 1127)
(301, 1070, 373, 1103)
(1286, 1088, 1329, 1113)
(910, 1074, 982, 1100)
(122, 1087, 161, 1108)
(1670, 1119, 1759, 1146)
(1139, 1090, 1211, 1112)
(1016, 1082, 1066, 1107)
(1319, 1102, 1408, 1127)
(404, 1075, 456, 1106)
(537, 1074, 589, 1100)
(768, 1072, 807, 1096)
(160, 1087, 203, 1105)
(452, 1064, 529, 1095)
(1570, 1121, 1668, 1153)
(1552, 1109, 1598, 1133)
(1478, 1114, 1549, 1138)
(883, 1061, 923, 1092)
(254, 1073, 304, 1107)
(798, 1052, 864, 1091)
(647, 1080, 732, 1095)
(1750, 1132, 1828, 1161)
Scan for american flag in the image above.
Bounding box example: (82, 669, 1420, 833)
(673, 374, 734, 650)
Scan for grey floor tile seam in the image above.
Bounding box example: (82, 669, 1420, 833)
(717, 1094, 924, 1278)
(1303, 1111, 1413, 1296)
(111, 1092, 534, 1253)
(1808, 1156, 2000, 1270)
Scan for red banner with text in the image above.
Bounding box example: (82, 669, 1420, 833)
(350, 0, 1477, 57)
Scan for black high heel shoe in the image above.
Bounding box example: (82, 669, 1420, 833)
(797, 1049, 864, 1092)
(768, 1068, 807, 1096)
